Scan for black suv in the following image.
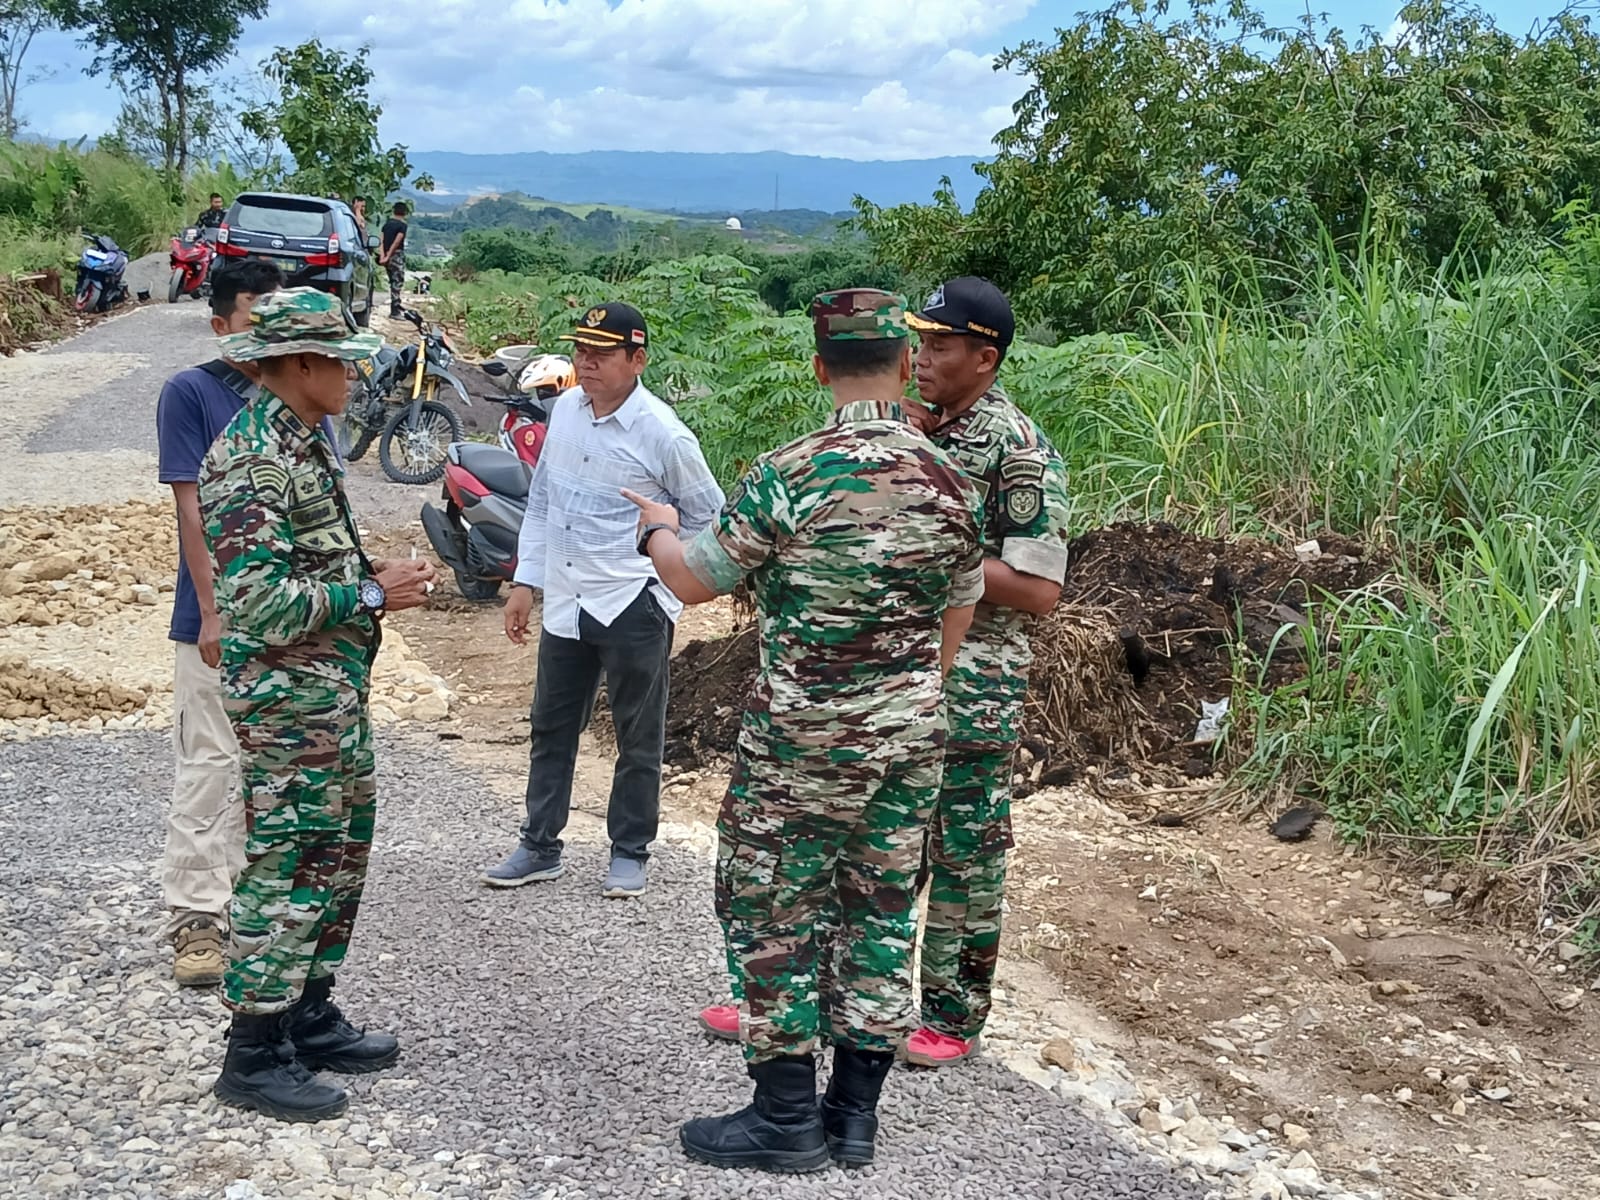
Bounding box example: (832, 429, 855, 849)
(217, 192, 380, 326)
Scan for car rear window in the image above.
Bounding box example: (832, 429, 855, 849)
(231, 199, 330, 239)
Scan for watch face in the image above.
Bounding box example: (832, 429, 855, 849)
(360, 580, 385, 610)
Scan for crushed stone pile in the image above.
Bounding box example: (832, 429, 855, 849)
(0, 502, 454, 739)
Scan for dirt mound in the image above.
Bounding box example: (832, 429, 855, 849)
(0, 658, 148, 723)
(664, 523, 1382, 775)
(1046, 522, 1380, 777)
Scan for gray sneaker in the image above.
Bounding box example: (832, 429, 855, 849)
(602, 855, 647, 898)
(481, 846, 564, 888)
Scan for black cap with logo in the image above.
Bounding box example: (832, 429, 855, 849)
(906, 276, 1015, 351)
(559, 301, 649, 350)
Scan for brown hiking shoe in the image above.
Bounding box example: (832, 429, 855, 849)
(172, 918, 225, 988)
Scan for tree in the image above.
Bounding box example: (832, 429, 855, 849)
(0, 0, 55, 139)
(101, 84, 221, 170)
(243, 40, 434, 200)
(854, 0, 1600, 335)
(56, 0, 266, 175)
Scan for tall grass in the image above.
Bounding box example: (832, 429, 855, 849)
(437, 228, 1600, 930)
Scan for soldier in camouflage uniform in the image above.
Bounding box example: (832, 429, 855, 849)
(693, 280, 1071, 1065)
(625, 289, 985, 1173)
(200, 287, 438, 1123)
(902, 276, 1071, 1066)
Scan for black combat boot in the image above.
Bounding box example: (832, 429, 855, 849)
(213, 1011, 349, 1122)
(820, 1043, 896, 1166)
(680, 1054, 831, 1173)
(287, 974, 401, 1073)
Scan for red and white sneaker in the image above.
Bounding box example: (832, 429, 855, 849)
(904, 1027, 979, 1067)
(697, 1004, 740, 1042)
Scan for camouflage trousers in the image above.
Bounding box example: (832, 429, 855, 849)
(919, 745, 1014, 1040)
(385, 254, 406, 313)
(715, 738, 939, 1064)
(221, 681, 376, 1015)
(719, 745, 1013, 1043)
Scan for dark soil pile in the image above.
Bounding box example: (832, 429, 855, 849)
(662, 522, 1384, 777)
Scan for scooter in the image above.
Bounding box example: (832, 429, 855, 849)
(167, 227, 217, 303)
(73, 233, 130, 314)
(419, 443, 530, 602)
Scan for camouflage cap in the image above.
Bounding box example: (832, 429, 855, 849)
(811, 288, 910, 343)
(218, 287, 382, 363)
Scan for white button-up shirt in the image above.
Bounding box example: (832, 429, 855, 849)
(514, 380, 725, 638)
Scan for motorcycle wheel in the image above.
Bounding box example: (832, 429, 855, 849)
(167, 268, 184, 304)
(454, 569, 502, 602)
(74, 281, 100, 313)
(378, 398, 462, 485)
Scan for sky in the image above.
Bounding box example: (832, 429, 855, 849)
(15, 0, 1565, 163)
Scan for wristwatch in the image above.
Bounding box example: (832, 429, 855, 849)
(636, 523, 675, 557)
(357, 578, 386, 617)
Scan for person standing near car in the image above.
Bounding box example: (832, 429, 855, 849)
(196, 193, 226, 231)
(480, 301, 724, 899)
(378, 201, 408, 319)
(201, 287, 437, 1122)
(351, 196, 369, 242)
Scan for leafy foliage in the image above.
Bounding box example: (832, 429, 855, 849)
(242, 39, 434, 201)
(55, 0, 266, 175)
(855, 0, 1600, 336)
(0, 0, 54, 140)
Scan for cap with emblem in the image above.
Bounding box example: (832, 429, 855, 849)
(559, 301, 648, 350)
(810, 288, 910, 343)
(906, 276, 1015, 351)
(217, 287, 382, 362)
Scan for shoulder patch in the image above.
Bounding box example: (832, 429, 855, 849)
(1000, 454, 1046, 485)
(1006, 486, 1042, 525)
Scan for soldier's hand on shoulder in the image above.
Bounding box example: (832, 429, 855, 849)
(376, 558, 437, 612)
(904, 401, 940, 434)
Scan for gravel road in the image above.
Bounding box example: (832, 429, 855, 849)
(0, 733, 1209, 1200)
(11, 295, 454, 526)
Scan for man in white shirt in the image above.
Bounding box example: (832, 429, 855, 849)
(481, 302, 725, 897)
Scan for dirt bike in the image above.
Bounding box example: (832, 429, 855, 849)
(168, 227, 217, 303)
(337, 308, 472, 485)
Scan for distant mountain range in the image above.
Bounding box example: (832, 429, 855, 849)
(404, 150, 990, 214)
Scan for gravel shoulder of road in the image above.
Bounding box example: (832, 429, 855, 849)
(0, 732, 1211, 1200)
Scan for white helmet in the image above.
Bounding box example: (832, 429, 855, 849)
(517, 353, 576, 400)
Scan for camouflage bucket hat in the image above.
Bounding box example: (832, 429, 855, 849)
(811, 288, 910, 343)
(218, 287, 383, 363)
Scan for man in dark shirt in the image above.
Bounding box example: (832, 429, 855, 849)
(154, 258, 345, 988)
(196, 193, 226, 231)
(379, 202, 408, 318)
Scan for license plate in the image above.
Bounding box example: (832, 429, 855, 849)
(255, 254, 300, 271)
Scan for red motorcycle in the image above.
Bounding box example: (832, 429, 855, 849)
(167, 227, 218, 303)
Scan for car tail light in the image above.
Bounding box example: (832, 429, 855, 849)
(303, 238, 341, 267)
(218, 224, 229, 244)
(216, 240, 247, 257)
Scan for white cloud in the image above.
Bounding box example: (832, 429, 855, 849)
(28, 0, 1042, 159)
